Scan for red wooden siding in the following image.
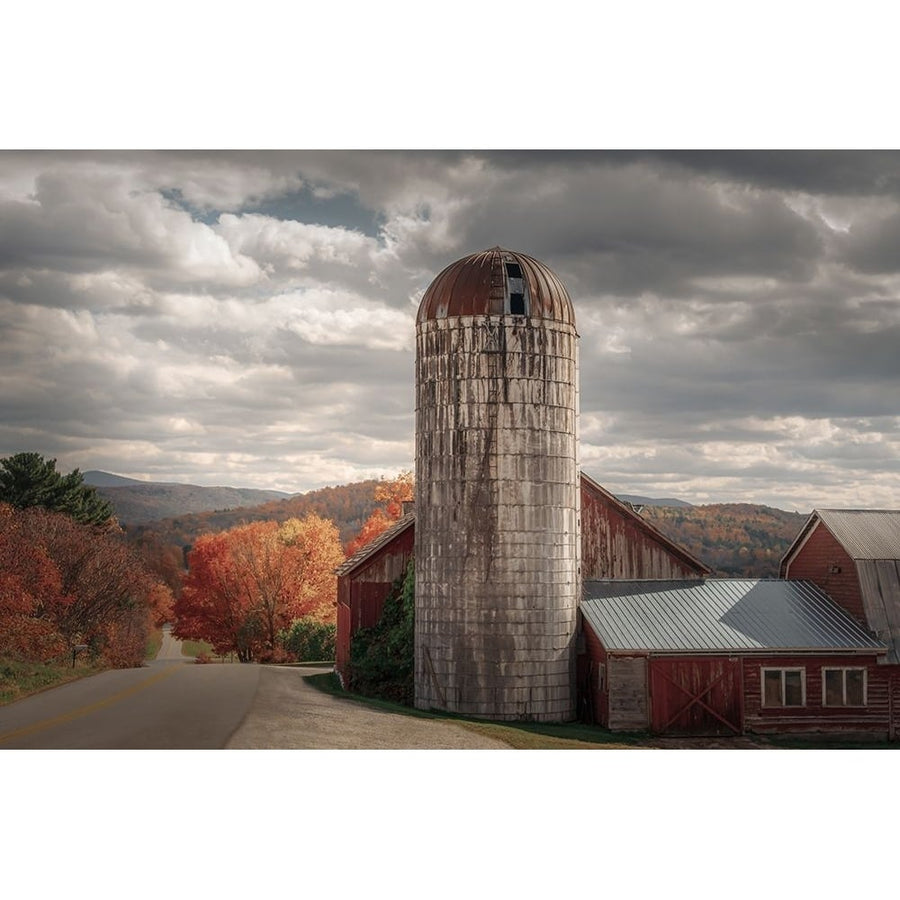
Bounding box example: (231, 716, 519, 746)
(783, 523, 866, 624)
(335, 523, 414, 683)
(580, 478, 706, 580)
(742, 655, 888, 737)
(580, 619, 610, 726)
(649, 658, 743, 735)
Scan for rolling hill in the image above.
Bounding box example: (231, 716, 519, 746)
(84, 471, 292, 525)
(108, 472, 807, 579)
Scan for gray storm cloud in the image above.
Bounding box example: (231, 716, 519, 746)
(1, 150, 899, 509)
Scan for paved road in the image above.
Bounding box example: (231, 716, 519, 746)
(0, 636, 260, 750)
(0, 628, 507, 750)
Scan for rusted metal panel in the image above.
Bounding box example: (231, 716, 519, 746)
(649, 657, 743, 735)
(416, 247, 576, 326)
(580, 473, 709, 579)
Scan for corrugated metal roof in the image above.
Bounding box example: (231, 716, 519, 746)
(416, 247, 576, 325)
(815, 509, 900, 560)
(581, 579, 886, 654)
(334, 513, 414, 577)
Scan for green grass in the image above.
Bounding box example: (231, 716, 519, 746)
(303, 672, 643, 749)
(179, 639, 216, 658)
(145, 627, 163, 661)
(0, 656, 99, 706)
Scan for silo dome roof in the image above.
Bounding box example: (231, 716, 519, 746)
(416, 247, 575, 326)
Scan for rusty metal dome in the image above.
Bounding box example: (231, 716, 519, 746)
(416, 247, 575, 326)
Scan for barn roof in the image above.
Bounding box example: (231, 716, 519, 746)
(812, 509, 900, 560)
(780, 509, 900, 663)
(335, 513, 414, 577)
(581, 579, 886, 655)
(416, 247, 576, 325)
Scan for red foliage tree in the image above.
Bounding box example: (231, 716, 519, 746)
(0, 503, 174, 667)
(344, 472, 413, 556)
(0, 504, 67, 661)
(173, 514, 344, 661)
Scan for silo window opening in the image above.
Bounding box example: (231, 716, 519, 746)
(505, 263, 528, 315)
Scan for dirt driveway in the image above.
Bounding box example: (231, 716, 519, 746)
(226, 666, 509, 749)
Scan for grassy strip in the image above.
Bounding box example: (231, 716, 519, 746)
(0, 656, 100, 706)
(145, 627, 164, 661)
(179, 639, 215, 659)
(303, 672, 642, 749)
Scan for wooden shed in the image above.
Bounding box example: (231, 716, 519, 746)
(580, 579, 893, 738)
(334, 513, 414, 684)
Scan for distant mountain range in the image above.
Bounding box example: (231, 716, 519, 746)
(84, 471, 293, 525)
(617, 494, 693, 509)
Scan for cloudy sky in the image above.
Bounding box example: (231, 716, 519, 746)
(2, 149, 900, 511)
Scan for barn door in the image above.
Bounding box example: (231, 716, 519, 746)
(649, 658, 743, 736)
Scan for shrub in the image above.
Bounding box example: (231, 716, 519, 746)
(348, 560, 414, 705)
(280, 617, 336, 662)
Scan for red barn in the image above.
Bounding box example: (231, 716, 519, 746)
(580, 474, 708, 579)
(580, 578, 891, 738)
(780, 508, 900, 739)
(334, 513, 414, 684)
(335, 473, 708, 685)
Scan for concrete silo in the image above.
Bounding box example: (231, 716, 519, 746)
(414, 247, 580, 721)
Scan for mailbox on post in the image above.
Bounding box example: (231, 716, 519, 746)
(72, 644, 89, 668)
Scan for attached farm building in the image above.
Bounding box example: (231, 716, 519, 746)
(581, 579, 893, 738)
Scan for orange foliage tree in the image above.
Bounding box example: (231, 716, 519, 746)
(344, 472, 414, 556)
(0, 503, 174, 667)
(173, 513, 345, 661)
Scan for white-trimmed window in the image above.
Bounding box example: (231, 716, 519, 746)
(762, 667, 806, 708)
(822, 667, 867, 707)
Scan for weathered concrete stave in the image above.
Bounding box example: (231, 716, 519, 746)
(416, 276, 580, 721)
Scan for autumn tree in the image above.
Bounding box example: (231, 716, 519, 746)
(345, 472, 414, 556)
(174, 513, 345, 662)
(0, 504, 67, 661)
(0, 452, 114, 527)
(0, 503, 173, 667)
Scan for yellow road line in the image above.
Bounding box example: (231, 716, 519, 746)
(0, 664, 183, 746)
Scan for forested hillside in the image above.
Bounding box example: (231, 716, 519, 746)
(93, 481, 291, 525)
(129, 479, 385, 550)
(641, 503, 808, 577)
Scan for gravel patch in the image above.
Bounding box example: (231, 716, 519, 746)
(226, 666, 510, 749)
